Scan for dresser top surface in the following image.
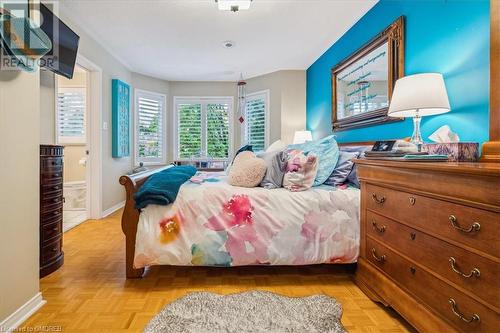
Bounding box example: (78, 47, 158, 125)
(354, 159, 500, 177)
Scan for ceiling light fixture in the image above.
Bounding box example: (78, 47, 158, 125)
(216, 0, 253, 12)
(222, 40, 235, 48)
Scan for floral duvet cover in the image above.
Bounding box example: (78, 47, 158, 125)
(134, 172, 360, 268)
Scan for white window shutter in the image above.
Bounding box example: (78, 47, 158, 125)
(174, 97, 233, 161)
(244, 91, 268, 152)
(177, 103, 202, 159)
(135, 90, 166, 164)
(57, 87, 86, 144)
(206, 103, 230, 159)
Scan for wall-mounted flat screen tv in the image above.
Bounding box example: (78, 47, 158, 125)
(40, 3, 80, 79)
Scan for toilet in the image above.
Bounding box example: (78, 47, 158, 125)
(63, 180, 86, 210)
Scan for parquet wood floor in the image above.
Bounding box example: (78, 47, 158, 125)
(22, 209, 415, 332)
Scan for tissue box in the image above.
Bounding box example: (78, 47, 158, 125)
(422, 143, 479, 162)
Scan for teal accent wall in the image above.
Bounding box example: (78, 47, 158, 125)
(306, 0, 490, 144)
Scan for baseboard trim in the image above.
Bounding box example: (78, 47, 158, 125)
(101, 200, 125, 218)
(0, 292, 46, 332)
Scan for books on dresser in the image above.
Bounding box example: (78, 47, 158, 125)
(353, 159, 499, 333)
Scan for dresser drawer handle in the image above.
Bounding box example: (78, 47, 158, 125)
(52, 227, 58, 232)
(52, 173, 60, 178)
(371, 194, 386, 205)
(371, 248, 386, 262)
(53, 198, 60, 203)
(372, 221, 386, 233)
(53, 186, 59, 190)
(53, 211, 61, 216)
(449, 257, 480, 278)
(52, 247, 58, 252)
(449, 215, 480, 233)
(448, 298, 480, 323)
(409, 197, 416, 205)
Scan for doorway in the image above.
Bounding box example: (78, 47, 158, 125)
(56, 65, 89, 231)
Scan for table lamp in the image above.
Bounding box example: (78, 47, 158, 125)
(293, 131, 313, 144)
(388, 73, 450, 151)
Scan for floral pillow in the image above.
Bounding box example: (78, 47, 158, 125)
(287, 135, 340, 186)
(282, 150, 318, 192)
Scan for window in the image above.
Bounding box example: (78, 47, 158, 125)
(174, 97, 233, 161)
(57, 87, 86, 144)
(135, 89, 166, 165)
(243, 90, 269, 152)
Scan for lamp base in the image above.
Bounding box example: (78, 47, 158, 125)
(411, 116, 423, 152)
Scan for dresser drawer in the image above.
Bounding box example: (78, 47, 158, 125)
(366, 184, 500, 257)
(41, 194, 63, 208)
(41, 170, 63, 185)
(366, 238, 498, 332)
(41, 157, 63, 170)
(41, 221, 62, 244)
(41, 182, 63, 195)
(40, 209, 62, 226)
(41, 207, 62, 223)
(367, 211, 500, 307)
(40, 237, 63, 265)
(40, 200, 63, 214)
(41, 188, 63, 202)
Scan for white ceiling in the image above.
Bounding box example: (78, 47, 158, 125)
(60, 0, 377, 81)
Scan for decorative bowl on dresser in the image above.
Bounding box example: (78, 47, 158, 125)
(354, 159, 500, 332)
(40, 145, 64, 278)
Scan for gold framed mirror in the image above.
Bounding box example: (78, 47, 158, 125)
(331, 16, 405, 131)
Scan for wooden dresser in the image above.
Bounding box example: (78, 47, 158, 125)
(40, 145, 64, 278)
(354, 159, 500, 332)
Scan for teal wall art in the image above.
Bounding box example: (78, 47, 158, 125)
(112, 79, 131, 158)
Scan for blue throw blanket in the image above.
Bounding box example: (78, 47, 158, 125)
(134, 165, 197, 209)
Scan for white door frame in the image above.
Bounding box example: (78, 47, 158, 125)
(76, 54, 102, 219)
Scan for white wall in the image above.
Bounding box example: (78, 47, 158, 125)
(63, 146, 87, 182)
(42, 8, 306, 212)
(0, 71, 41, 323)
(58, 11, 133, 211)
(167, 71, 306, 160)
(40, 70, 55, 144)
(246, 70, 306, 145)
(39, 69, 306, 211)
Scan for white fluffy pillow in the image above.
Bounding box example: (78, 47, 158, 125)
(229, 151, 267, 188)
(266, 139, 287, 153)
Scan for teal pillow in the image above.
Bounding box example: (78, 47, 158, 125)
(288, 135, 340, 186)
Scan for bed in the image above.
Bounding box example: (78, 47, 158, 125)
(120, 142, 371, 278)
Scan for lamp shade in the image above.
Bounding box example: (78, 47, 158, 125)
(388, 73, 450, 117)
(293, 131, 313, 144)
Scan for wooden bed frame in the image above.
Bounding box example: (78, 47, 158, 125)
(119, 142, 375, 278)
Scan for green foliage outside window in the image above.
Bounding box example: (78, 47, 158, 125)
(207, 104, 229, 158)
(138, 116, 160, 158)
(178, 104, 202, 159)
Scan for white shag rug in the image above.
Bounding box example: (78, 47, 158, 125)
(144, 290, 347, 333)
